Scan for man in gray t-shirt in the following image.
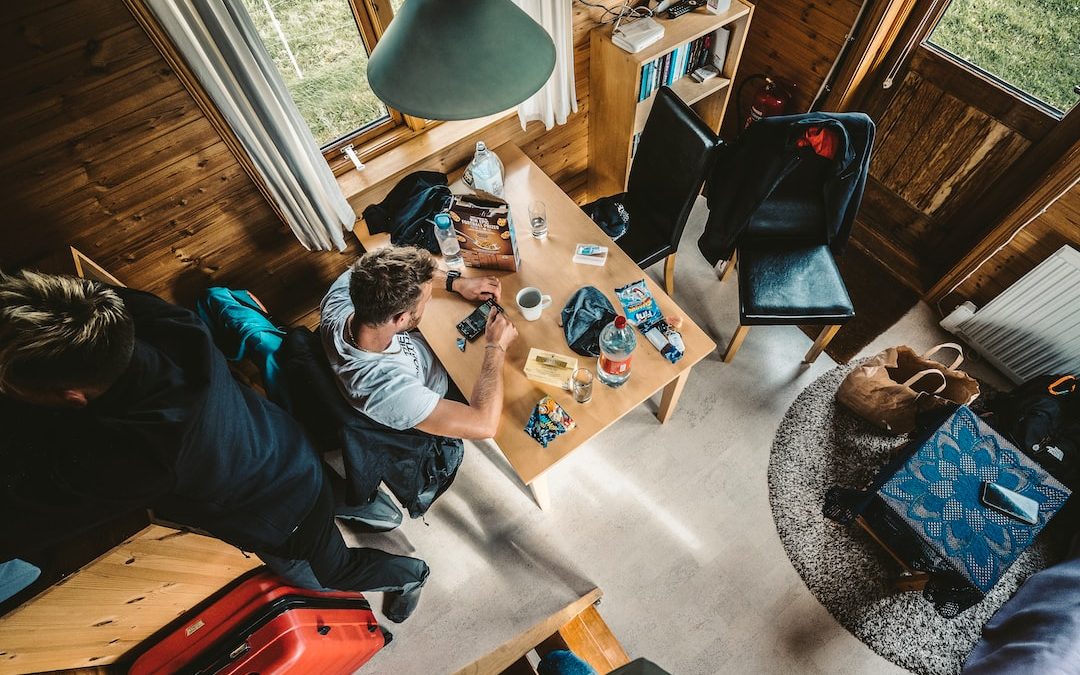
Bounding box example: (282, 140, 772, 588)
(321, 246, 517, 439)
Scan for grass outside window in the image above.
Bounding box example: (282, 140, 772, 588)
(928, 0, 1080, 114)
(242, 0, 416, 168)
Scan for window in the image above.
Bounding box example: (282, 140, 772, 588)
(242, 0, 427, 171)
(926, 0, 1080, 115)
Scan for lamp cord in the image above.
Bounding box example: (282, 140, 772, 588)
(574, 0, 654, 25)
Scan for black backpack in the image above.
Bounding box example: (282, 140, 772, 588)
(990, 375, 1080, 488)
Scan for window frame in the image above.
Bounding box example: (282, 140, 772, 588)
(920, 0, 1073, 120)
(318, 0, 436, 175)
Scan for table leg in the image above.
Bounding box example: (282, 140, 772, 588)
(529, 475, 551, 511)
(657, 370, 689, 424)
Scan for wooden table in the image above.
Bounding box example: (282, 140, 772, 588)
(357, 143, 715, 509)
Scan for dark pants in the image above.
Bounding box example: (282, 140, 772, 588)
(257, 478, 428, 596)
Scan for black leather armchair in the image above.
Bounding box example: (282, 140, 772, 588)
(615, 87, 720, 296)
(699, 112, 875, 363)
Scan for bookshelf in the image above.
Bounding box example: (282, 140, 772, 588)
(588, 1, 754, 199)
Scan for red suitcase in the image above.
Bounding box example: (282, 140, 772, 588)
(129, 568, 390, 675)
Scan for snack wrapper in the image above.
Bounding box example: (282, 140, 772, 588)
(614, 279, 685, 364)
(524, 395, 577, 448)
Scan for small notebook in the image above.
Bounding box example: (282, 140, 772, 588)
(573, 244, 608, 266)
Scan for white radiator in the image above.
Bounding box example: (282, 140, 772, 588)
(945, 245, 1080, 384)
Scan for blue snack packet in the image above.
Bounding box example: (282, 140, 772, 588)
(525, 395, 577, 448)
(614, 279, 685, 364)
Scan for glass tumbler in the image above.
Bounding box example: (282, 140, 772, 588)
(529, 200, 548, 239)
(571, 368, 594, 404)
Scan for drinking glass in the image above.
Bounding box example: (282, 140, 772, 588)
(571, 368, 594, 404)
(529, 200, 548, 239)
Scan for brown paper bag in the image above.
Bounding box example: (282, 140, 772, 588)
(836, 343, 980, 433)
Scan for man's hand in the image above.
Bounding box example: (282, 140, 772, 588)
(484, 307, 517, 352)
(454, 275, 501, 302)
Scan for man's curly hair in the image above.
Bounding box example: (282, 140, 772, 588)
(348, 247, 437, 326)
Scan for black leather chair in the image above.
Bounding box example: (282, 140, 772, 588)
(615, 86, 720, 296)
(701, 112, 875, 363)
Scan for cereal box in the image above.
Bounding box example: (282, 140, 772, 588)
(448, 191, 521, 271)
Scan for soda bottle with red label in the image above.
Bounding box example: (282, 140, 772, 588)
(597, 315, 636, 387)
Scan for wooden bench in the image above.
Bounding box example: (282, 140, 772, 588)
(456, 588, 631, 675)
(0, 526, 259, 675)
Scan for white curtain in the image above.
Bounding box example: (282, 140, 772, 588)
(514, 0, 578, 130)
(145, 0, 354, 252)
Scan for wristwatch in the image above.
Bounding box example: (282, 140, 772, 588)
(445, 270, 461, 293)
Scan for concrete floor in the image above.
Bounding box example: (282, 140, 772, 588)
(346, 201, 1008, 674)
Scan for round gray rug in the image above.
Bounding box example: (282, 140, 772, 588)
(769, 361, 1068, 675)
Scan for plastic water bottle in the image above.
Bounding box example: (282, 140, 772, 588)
(464, 141, 504, 196)
(597, 315, 637, 387)
(433, 213, 464, 269)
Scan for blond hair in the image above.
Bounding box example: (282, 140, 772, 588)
(348, 247, 437, 326)
(0, 269, 134, 393)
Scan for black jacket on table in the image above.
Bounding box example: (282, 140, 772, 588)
(362, 170, 452, 254)
(0, 288, 323, 559)
(697, 112, 875, 265)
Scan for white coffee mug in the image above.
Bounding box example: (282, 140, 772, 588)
(516, 287, 552, 321)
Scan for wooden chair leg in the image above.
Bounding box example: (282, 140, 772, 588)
(663, 253, 676, 296)
(722, 324, 750, 363)
(717, 251, 737, 282)
(804, 324, 841, 363)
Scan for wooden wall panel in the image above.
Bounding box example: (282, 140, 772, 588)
(0, 0, 360, 328)
(875, 73, 1029, 213)
(721, 0, 862, 134)
(855, 61, 1038, 291)
(946, 185, 1080, 308)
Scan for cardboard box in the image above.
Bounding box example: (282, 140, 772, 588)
(449, 192, 521, 271)
(523, 348, 578, 391)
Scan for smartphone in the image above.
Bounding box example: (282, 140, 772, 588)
(980, 481, 1040, 526)
(456, 299, 502, 341)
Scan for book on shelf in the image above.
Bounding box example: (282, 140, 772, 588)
(690, 64, 719, 83)
(712, 27, 731, 70)
(637, 31, 724, 102)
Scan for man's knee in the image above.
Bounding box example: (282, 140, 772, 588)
(257, 554, 334, 591)
(313, 548, 429, 595)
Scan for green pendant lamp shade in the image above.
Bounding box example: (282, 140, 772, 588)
(367, 0, 556, 121)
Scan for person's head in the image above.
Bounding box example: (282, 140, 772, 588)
(0, 270, 135, 408)
(348, 246, 437, 333)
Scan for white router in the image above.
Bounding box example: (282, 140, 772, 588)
(612, 16, 665, 53)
